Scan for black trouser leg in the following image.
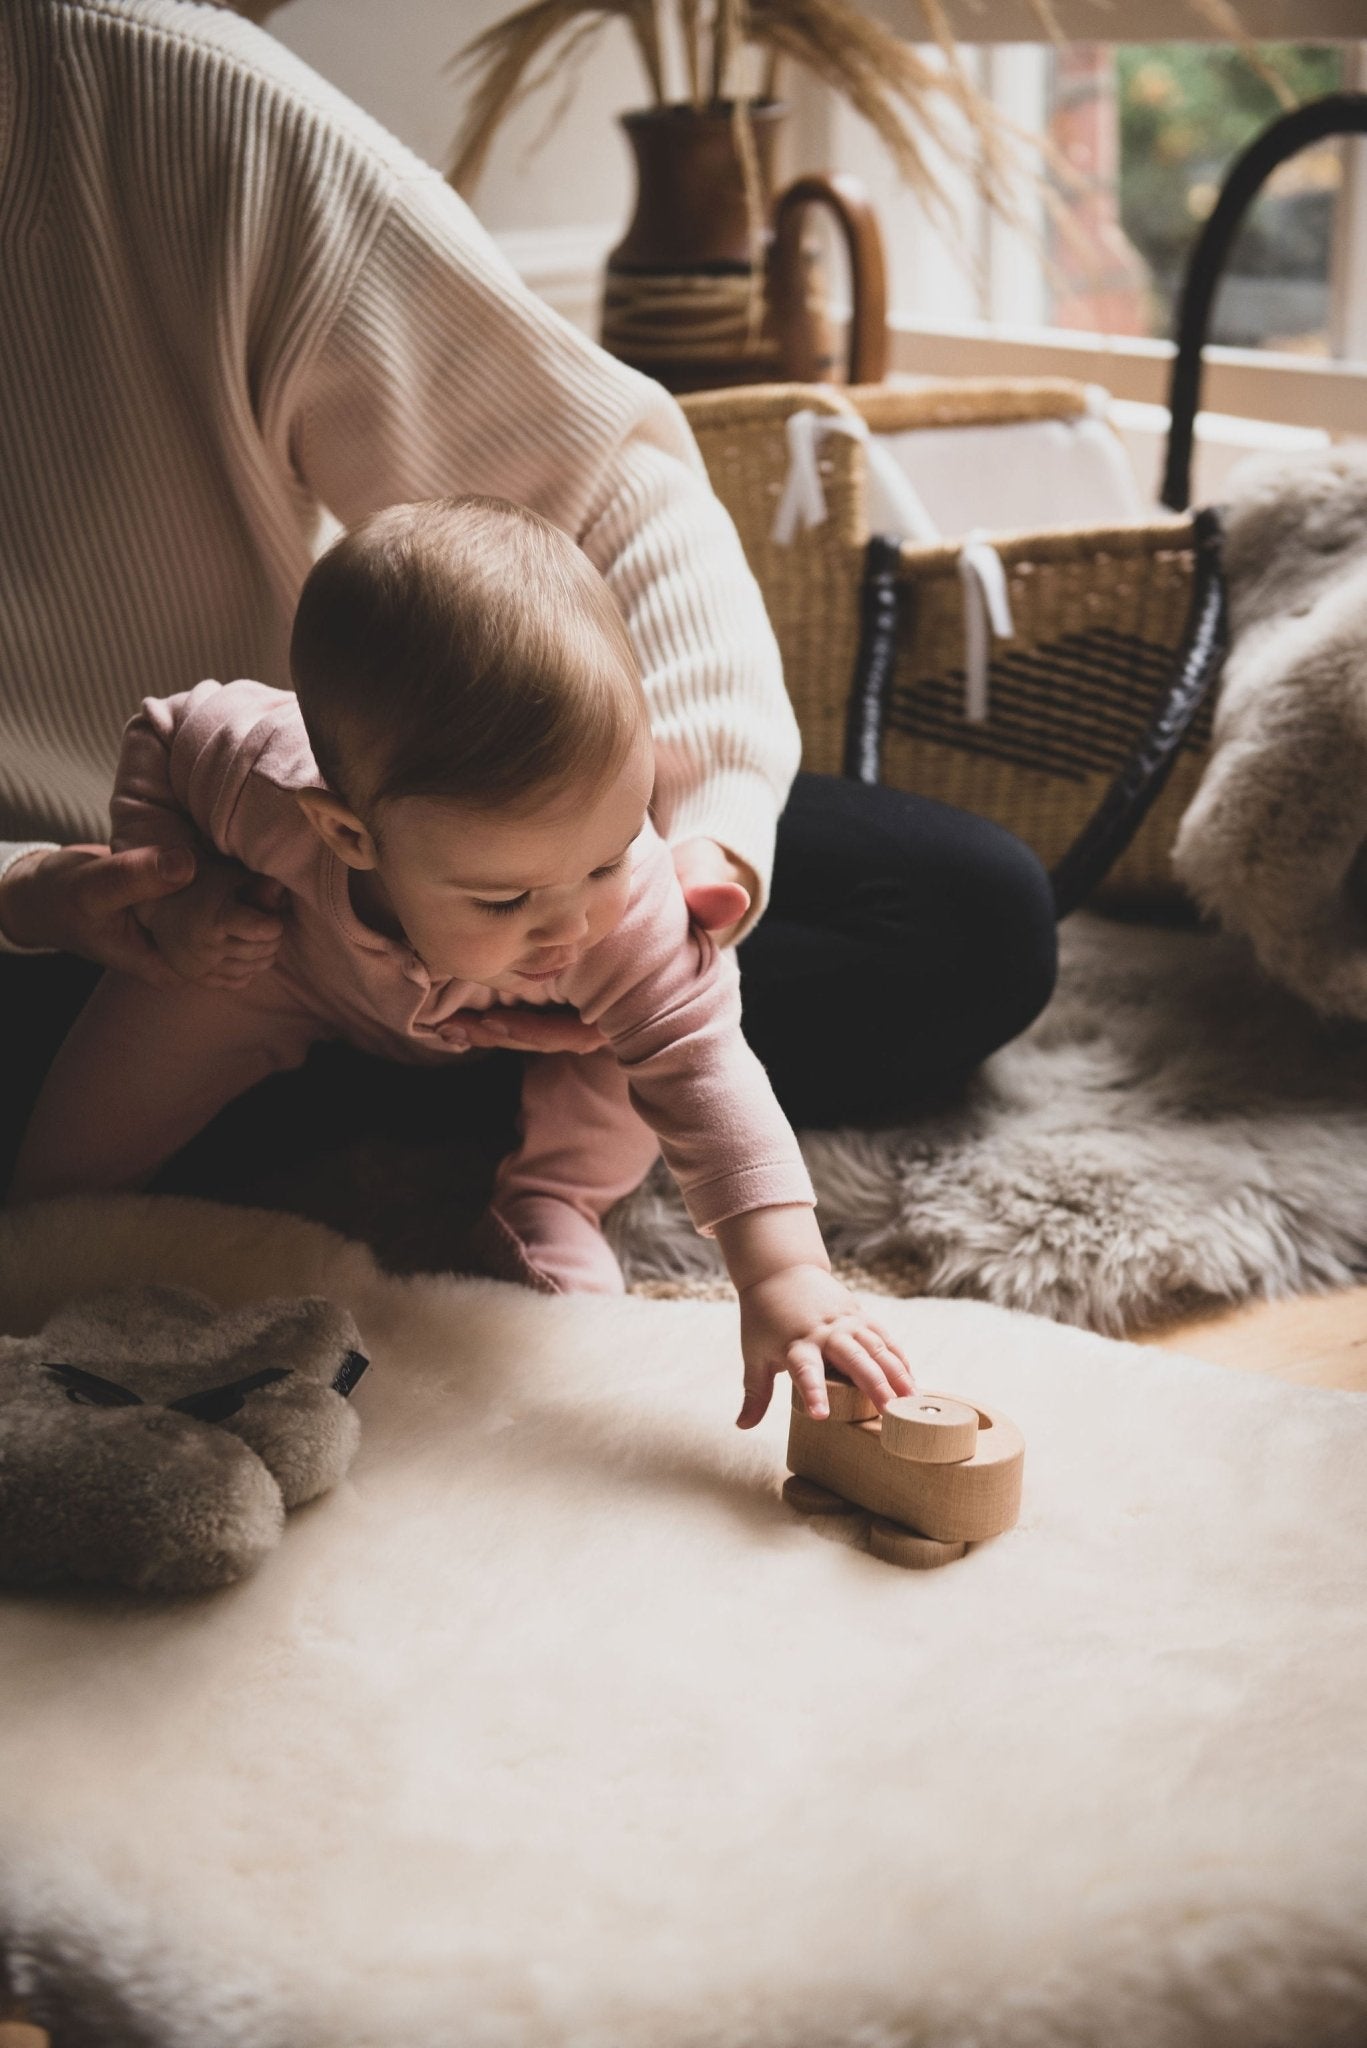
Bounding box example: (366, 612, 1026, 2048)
(0, 952, 101, 1191)
(0, 952, 521, 1236)
(736, 773, 1058, 1129)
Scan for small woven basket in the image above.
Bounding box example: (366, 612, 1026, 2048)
(683, 378, 1217, 907)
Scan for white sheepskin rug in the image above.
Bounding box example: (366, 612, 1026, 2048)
(2, 1194, 1367, 2048)
(611, 913, 1367, 1333)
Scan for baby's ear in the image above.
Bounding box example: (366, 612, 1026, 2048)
(295, 789, 378, 870)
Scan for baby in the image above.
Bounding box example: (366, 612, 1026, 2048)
(12, 496, 912, 1428)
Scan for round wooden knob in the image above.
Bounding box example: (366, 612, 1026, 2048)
(869, 1518, 967, 1569)
(879, 1392, 979, 1464)
(791, 1375, 877, 1423)
(782, 1473, 863, 1517)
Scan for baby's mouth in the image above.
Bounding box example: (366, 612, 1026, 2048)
(516, 953, 576, 980)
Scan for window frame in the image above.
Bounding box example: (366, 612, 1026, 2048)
(790, 31, 1367, 440)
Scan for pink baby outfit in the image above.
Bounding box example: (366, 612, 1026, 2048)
(15, 683, 815, 1273)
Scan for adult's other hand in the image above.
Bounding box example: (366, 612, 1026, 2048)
(672, 836, 753, 942)
(457, 1008, 607, 1055)
(0, 843, 197, 985)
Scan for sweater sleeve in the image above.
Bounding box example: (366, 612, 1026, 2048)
(291, 173, 799, 933)
(563, 830, 815, 1236)
(0, 842, 61, 956)
(109, 681, 289, 866)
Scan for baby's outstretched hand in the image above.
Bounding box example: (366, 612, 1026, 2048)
(136, 857, 285, 990)
(735, 1264, 914, 1430)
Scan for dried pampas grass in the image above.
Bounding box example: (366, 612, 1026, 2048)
(446, 0, 1270, 256)
(449, 1, 666, 195)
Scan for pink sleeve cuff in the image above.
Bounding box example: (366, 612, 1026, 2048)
(684, 1161, 817, 1239)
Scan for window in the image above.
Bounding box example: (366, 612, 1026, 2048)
(795, 34, 1367, 443)
(1042, 43, 1350, 353)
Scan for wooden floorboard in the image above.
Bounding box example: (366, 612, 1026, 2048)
(1142, 1286, 1367, 1391)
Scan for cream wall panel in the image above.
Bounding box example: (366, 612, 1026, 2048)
(267, 0, 644, 236)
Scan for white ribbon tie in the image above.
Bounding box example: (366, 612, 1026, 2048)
(956, 529, 1014, 726)
(770, 410, 938, 546)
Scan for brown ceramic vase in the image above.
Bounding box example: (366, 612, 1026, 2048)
(600, 101, 888, 395)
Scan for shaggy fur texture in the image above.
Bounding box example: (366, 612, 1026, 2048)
(0, 1286, 367, 1592)
(1174, 444, 1367, 1016)
(1, 1195, 1366, 2048)
(609, 914, 1367, 1332)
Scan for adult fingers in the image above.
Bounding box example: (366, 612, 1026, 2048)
(671, 837, 755, 945)
(74, 843, 195, 915)
(682, 878, 751, 935)
(462, 1010, 606, 1055)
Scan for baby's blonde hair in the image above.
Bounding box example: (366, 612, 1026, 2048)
(290, 496, 647, 815)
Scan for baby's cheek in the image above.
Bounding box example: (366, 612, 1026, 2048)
(591, 880, 632, 942)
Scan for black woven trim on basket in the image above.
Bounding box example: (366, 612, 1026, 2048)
(1162, 93, 1367, 511)
(1049, 507, 1227, 919)
(843, 535, 905, 782)
(883, 630, 1206, 786)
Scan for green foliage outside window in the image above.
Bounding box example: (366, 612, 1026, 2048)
(1115, 43, 1346, 347)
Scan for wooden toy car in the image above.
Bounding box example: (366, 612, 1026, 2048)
(784, 1382, 1024, 1569)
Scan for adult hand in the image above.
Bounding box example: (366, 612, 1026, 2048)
(672, 837, 753, 943)
(0, 843, 197, 985)
(457, 1008, 607, 1055)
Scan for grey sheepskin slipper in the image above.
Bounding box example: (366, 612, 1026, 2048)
(0, 1285, 368, 1594)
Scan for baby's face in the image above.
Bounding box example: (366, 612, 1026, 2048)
(366, 731, 654, 989)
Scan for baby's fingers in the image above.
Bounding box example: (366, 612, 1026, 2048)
(216, 937, 282, 970)
(822, 1326, 907, 1409)
(220, 900, 286, 944)
(202, 968, 270, 990)
(784, 1338, 830, 1422)
(862, 1324, 916, 1397)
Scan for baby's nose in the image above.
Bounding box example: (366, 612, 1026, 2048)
(531, 898, 589, 943)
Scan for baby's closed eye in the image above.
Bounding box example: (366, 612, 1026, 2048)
(474, 893, 530, 917)
(472, 856, 627, 917)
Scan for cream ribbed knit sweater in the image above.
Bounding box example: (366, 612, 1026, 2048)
(0, 0, 798, 943)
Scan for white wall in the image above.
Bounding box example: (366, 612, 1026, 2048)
(257, 2, 1354, 484)
(266, 0, 646, 239)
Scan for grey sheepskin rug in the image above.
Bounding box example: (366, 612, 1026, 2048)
(608, 912, 1367, 1334)
(1174, 444, 1367, 1017)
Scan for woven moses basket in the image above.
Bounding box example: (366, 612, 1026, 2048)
(680, 96, 1367, 912)
(681, 376, 1221, 909)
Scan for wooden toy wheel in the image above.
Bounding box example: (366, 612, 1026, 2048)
(879, 1392, 979, 1463)
(782, 1473, 862, 1516)
(869, 1519, 967, 1569)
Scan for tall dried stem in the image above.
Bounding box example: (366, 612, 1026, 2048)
(447, 0, 1269, 235)
(448, 1, 665, 192)
(711, 0, 745, 106)
(679, 0, 704, 109)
